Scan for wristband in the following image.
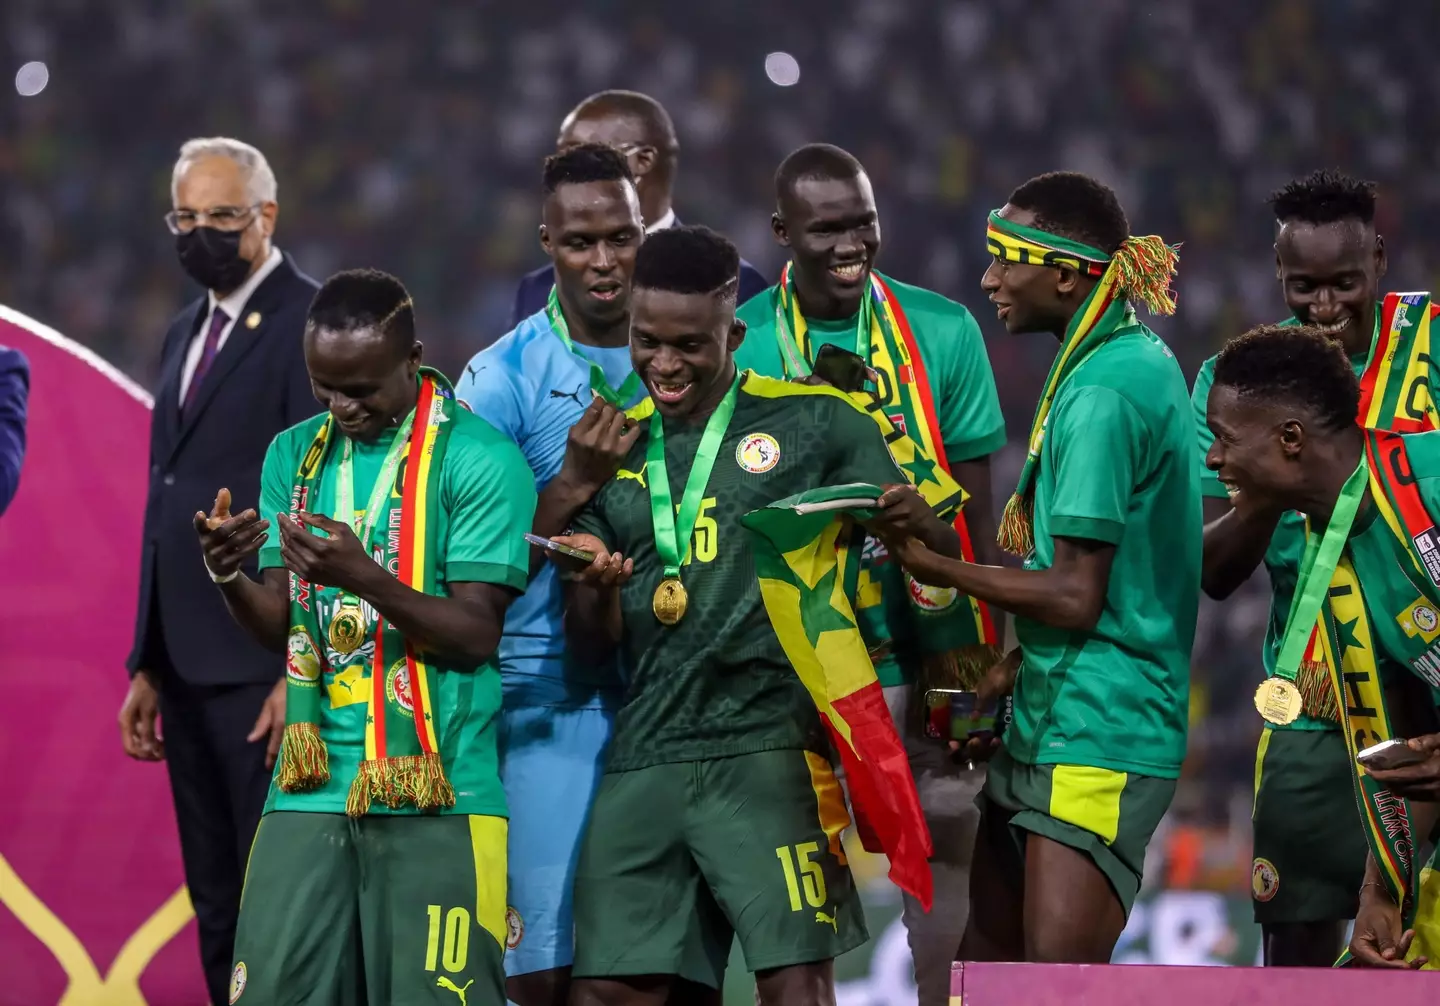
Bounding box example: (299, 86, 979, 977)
(206, 562, 239, 584)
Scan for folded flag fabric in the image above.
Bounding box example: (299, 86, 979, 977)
(742, 483, 934, 909)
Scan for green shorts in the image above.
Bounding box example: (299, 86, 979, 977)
(978, 747, 1175, 915)
(1251, 726, 1367, 924)
(229, 811, 508, 1006)
(572, 748, 867, 986)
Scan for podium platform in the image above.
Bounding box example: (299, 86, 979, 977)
(950, 961, 1437, 1004)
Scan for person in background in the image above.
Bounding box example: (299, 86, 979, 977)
(508, 89, 767, 327)
(734, 143, 1005, 1006)
(116, 136, 319, 1006)
(0, 346, 28, 515)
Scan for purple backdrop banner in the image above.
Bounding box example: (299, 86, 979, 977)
(951, 961, 1437, 1004)
(0, 307, 203, 1006)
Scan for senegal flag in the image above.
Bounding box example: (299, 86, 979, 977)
(741, 483, 934, 910)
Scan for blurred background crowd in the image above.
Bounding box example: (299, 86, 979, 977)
(4, 0, 1439, 905)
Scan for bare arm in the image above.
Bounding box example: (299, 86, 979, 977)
(195, 490, 289, 652)
(953, 456, 999, 567)
(888, 534, 1116, 632)
(1201, 496, 1282, 600)
(552, 532, 631, 652)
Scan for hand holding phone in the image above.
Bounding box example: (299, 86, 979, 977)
(924, 689, 1012, 744)
(811, 344, 873, 394)
(524, 532, 596, 570)
(1357, 738, 1432, 772)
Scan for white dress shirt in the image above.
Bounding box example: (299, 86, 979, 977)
(645, 208, 676, 234)
(178, 246, 285, 404)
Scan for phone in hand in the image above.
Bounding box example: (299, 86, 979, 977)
(1357, 738, 1431, 771)
(523, 533, 597, 570)
(923, 689, 1012, 744)
(811, 344, 870, 394)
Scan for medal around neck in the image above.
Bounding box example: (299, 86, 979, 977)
(653, 579, 688, 626)
(1253, 677, 1303, 726)
(328, 604, 368, 655)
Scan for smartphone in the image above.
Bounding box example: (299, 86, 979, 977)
(811, 344, 870, 394)
(924, 689, 1012, 743)
(523, 532, 596, 567)
(1357, 738, 1430, 771)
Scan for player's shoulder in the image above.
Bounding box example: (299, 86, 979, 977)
(444, 406, 531, 477)
(878, 273, 977, 324)
(735, 285, 780, 326)
(1064, 327, 1187, 420)
(267, 411, 329, 458)
(739, 371, 856, 408)
(462, 310, 551, 377)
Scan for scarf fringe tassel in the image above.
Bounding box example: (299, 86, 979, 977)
(997, 494, 1034, 557)
(345, 753, 457, 817)
(1297, 659, 1341, 723)
(277, 723, 330, 793)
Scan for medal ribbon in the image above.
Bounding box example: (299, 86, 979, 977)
(771, 264, 999, 684)
(546, 286, 643, 407)
(1272, 460, 1369, 685)
(331, 410, 415, 629)
(647, 371, 741, 579)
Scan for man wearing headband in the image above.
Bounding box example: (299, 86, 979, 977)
(881, 172, 1197, 963)
(734, 143, 1005, 1005)
(1191, 171, 1407, 966)
(1204, 323, 1440, 971)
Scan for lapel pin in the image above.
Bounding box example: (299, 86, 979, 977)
(245, 311, 262, 330)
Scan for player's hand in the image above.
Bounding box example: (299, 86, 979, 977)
(884, 534, 955, 589)
(194, 488, 270, 578)
(277, 511, 376, 595)
(118, 669, 164, 762)
(950, 649, 1020, 765)
(553, 534, 633, 589)
(558, 397, 642, 496)
(791, 366, 879, 390)
(867, 483, 935, 538)
(247, 678, 287, 770)
(1367, 733, 1440, 799)
(1350, 887, 1428, 969)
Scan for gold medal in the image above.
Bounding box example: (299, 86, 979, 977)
(328, 603, 368, 654)
(652, 578, 688, 626)
(1254, 677, 1303, 726)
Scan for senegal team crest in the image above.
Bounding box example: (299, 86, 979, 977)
(1413, 603, 1438, 634)
(287, 628, 322, 684)
(505, 906, 524, 949)
(736, 432, 780, 474)
(906, 572, 959, 613)
(1251, 857, 1279, 902)
(386, 659, 415, 716)
(230, 961, 248, 1002)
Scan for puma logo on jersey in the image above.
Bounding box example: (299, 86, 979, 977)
(616, 463, 648, 490)
(549, 384, 586, 406)
(436, 977, 473, 1004)
(814, 910, 838, 933)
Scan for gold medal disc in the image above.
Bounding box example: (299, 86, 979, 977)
(652, 579, 688, 626)
(328, 604, 368, 654)
(1254, 677, 1303, 726)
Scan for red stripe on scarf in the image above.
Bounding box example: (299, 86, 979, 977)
(398, 376, 436, 755)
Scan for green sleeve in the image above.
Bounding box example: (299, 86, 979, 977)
(1045, 385, 1146, 545)
(257, 432, 297, 570)
(570, 489, 618, 550)
(928, 306, 1006, 461)
(823, 396, 907, 487)
(441, 427, 537, 592)
(733, 289, 786, 379)
(1190, 356, 1229, 499)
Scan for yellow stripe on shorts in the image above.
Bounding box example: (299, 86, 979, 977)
(1252, 726, 1274, 818)
(1049, 764, 1126, 845)
(468, 815, 508, 949)
(804, 751, 852, 864)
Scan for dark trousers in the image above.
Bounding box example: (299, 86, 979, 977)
(158, 664, 274, 1006)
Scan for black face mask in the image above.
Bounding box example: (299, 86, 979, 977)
(175, 226, 253, 292)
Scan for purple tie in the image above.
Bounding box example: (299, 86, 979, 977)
(183, 307, 229, 412)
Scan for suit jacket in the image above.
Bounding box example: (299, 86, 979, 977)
(0, 347, 28, 516)
(128, 253, 321, 685)
(507, 218, 771, 329)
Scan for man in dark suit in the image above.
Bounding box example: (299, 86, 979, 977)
(0, 346, 27, 515)
(508, 90, 768, 328)
(117, 137, 319, 1006)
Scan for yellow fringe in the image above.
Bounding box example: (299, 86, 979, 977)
(344, 755, 456, 816)
(277, 723, 330, 793)
(1297, 659, 1341, 723)
(997, 493, 1034, 557)
(411, 752, 456, 811)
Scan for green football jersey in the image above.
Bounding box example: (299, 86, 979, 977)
(256, 408, 536, 817)
(735, 275, 1005, 685)
(572, 371, 905, 771)
(1192, 345, 1367, 732)
(1009, 327, 1200, 779)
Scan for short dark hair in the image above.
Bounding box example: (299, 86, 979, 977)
(542, 142, 635, 196)
(632, 225, 740, 301)
(1007, 171, 1130, 255)
(307, 268, 415, 348)
(1212, 324, 1358, 433)
(1269, 169, 1378, 226)
(775, 143, 865, 201)
(572, 89, 678, 155)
